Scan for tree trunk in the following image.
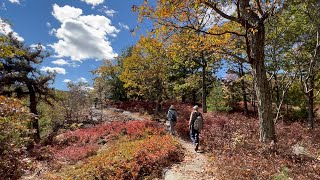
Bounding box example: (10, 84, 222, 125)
(202, 62, 207, 113)
(155, 79, 163, 114)
(251, 23, 276, 143)
(274, 73, 280, 106)
(182, 94, 186, 103)
(307, 76, 315, 129)
(240, 63, 248, 115)
(192, 90, 197, 105)
(27, 84, 40, 143)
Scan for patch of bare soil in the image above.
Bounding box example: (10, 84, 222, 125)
(163, 135, 214, 180)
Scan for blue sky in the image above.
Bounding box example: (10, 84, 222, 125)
(0, 0, 148, 90)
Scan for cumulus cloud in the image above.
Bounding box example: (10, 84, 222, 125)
(81, 0, 104, 6)
(52, 4, 82, 23)
(49, 4, 119, 61)
(118, 22, 129, 30)
(0, 18, 24, 41)
(202, 4, 237, 29)
(77, 77, 88, 83)
(8, 0, 20, 4)
(98, 6, 117, 17)
(49, 28, 57, 36)
(63, 79, 71, 83)
(52, 59, 69, 66)
(46, 22, 51, 28)
(85, 86, 94, 91)
(40, 66, 66, 75)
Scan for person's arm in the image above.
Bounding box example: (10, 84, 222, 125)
(188, 112, 194, 128)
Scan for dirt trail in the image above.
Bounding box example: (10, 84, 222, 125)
(163, 136, 214, 180)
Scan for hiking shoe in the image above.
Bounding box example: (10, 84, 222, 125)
(195, 143, 199, 151)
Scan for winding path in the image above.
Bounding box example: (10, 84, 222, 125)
(163, 137, 215, 180)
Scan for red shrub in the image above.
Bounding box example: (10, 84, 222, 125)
(51, 120, 167, 163)
(201, 112, 320, 179)
(54, 144, 99, 162)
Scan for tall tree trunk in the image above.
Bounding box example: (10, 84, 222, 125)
(252, 23, 276, 143)
(274, 73, 280, 106)
(182, 94, 186, 103)
(240, 63, 248, 115)
(155, 79, 163, 114)
(27, 84, 40, 143)
(307, 76, 315, 129)
(192, 90, 197, 105)
(202, 63, 207, 113)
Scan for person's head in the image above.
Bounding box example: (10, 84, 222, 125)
(170, 105, 175, 109)
(193, 105, 199, 111)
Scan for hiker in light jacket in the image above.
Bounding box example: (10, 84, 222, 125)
(167, 105, 178, 135)
(189, 105, 203, 151)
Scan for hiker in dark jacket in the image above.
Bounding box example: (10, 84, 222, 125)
(167, 105, 178, 135)
(189, 105, 203, 151)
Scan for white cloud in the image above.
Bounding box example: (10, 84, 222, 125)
(81, 0, 104, 6)
(52, 4, 83, 23)
(51, 58, 80, 67)
(8, 0, 20, 4)
(30, 44, 46, 51)
(49, 28, 57, 36)
(98, 6, 117, 17)
(63, 79, 71, 83)
(49, 4, 119, 61)
(0, 18, 24, 41)
(52, 59, 69, 66)
(77, 77, 88, 83)
(85, 86, 94, 91)
(40, 66, 66, 74)
(202, 4, 237, 29)
(46, 22, 51, 28)
(118, 22, 129, 30)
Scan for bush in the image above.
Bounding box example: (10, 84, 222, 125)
(46, 120, 182, 179)
(201, 112, 320, 179)
(0, 96, 32, 179)
(207, 81, 232, 112)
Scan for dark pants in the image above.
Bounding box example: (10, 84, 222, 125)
(190, 128, 199, 145)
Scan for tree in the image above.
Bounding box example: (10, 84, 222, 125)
(93, 48, 130, 101)
(63, 81, 91, 122)
(120, 36, 170, 113)
(0, 34, 55, 143)
(225, 61, 250, 115)
(136, 0, 281, 143)
(279, 0, 320, 128)
(168, 30, 225, 112)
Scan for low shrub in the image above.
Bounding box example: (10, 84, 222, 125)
(46, 120, 182, 179)
(201, 112, 320, 179)
(50, 120, 171, 163)
(0, 96, 32, 179)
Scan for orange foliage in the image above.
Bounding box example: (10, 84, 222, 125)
(0, 96, 32, 179)
(46, 120, 182, 179)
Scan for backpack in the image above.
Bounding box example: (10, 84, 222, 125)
(193, 112, 203, 131)
(169, 111, 177, 121)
